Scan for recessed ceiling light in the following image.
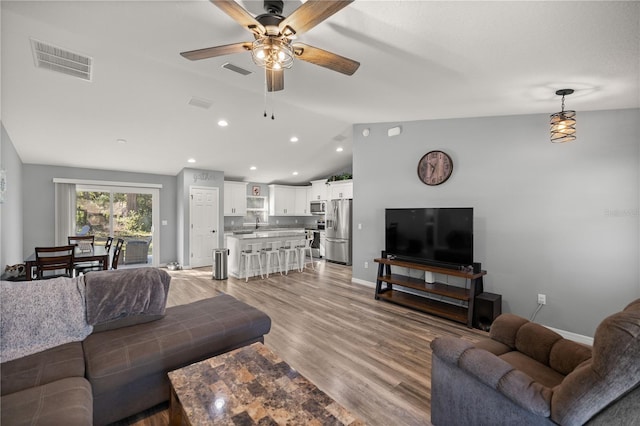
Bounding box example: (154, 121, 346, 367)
(290, 136, 299, 143)
(187, 158, 196, 163)
(218, 120, 228, 127)
(116, 138, 127, 144)
(249, 166, 257, 170)
(336, 147, 344, 152)
(292, 171, 299, 176)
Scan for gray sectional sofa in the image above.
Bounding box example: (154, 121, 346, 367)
(430, 299, 640, 425)
(0, 268, 272, 425)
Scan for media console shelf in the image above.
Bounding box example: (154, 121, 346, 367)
(374, 257, 486, 328)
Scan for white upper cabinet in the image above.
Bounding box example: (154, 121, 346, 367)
(268, 185, 296, 216)
(294, 186, 310, 216)
(309, 179, 328, 201)
(269, 184, 311, 216)
(224, 181, 248, 216)
(328, 180, 353, 200)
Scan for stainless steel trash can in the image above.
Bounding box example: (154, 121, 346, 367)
(212, 248, 229, 280)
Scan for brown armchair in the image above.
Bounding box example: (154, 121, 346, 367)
(430, 299, 640, 425)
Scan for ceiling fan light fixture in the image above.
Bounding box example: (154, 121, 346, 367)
(550, 89, 576, 143)
(251, 37, 294, 71)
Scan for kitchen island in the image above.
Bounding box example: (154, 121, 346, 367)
(225, 229, 307, 279)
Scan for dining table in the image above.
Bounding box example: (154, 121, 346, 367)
(24, 246, 110, 281)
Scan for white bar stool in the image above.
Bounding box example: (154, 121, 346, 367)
(262, 240, 282, 278)
(279, 240, 299, 275)
(240, 243, 263, 282)
(297, 238, 315, 271)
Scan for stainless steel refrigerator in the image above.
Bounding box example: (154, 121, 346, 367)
(325, 198, 352, 265)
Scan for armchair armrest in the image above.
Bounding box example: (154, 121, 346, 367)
(431, 337, 552, 416)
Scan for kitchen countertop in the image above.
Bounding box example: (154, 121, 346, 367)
(225, 229, 306, 240)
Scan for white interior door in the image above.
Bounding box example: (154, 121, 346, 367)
(190, 186, 219, 268)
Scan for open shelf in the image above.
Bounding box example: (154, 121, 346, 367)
(378, 273, 470, 301)
(374, 257, 486, 328)
(376, 290, 468, 324)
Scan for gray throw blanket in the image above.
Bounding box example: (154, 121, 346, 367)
(84, 267, 170, 327)
(1, 276, 93, 363)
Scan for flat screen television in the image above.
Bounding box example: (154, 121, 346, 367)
(385, 207, 473, 269)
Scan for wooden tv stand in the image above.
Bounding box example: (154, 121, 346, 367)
(374, 257, 486, 328)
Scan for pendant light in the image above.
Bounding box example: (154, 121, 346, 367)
(550, 89, 576, 143)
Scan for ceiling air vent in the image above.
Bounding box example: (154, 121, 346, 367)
(30, 38, 93, 81)
(188, 96, 213, 109)
(222, 62, 252, 76)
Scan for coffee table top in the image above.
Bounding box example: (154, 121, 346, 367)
(168, 342, 364, 425)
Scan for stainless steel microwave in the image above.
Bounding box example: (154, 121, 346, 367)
(310, 200, 326, 215)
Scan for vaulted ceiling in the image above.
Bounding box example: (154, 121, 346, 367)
(2, 1, 638, 184)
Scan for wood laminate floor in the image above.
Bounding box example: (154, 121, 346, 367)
(115, 260, 487, 426)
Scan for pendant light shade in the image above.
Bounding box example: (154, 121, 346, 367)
(550, 89, 576, 143)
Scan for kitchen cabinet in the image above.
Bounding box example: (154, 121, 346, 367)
(268, 185, 295, 215)
(309, 179, 328, 201)
(294, 187, 310, 216)
(328, 180, 353, 200)
(269, 184, 310, 216)
(224, 181, 248, 216)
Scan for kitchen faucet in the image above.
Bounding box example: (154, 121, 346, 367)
(255, 216, 260, 229)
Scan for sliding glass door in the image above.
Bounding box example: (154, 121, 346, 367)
(76, 185, 159, 266)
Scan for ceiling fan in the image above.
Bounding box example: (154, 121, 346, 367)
(180, 0, 360, 92)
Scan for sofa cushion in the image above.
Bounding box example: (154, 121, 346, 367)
(489, 313, 529, 349)
(0, 342, 85, 396)
(548, 339, 592, 376)
(515, 322, 562, 366)
(499, 351, 565, 388)
(0, 377, 92, 426)
(84, 267, 170, 332)
(474, 337, 512, 356)
(83, 294, 271, 398)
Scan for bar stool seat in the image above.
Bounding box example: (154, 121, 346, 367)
(240, 243, 263, 282)
(279, 240, 299, 275)
(262, 240, 283, 278)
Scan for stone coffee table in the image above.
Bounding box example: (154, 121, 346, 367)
(168, 342, 364, 425)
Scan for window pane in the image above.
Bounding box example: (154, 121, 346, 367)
(114, 192, 153, 265)
(76, 190, 111, 246)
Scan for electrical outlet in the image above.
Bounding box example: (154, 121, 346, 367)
(537, 294, 547, 305)
(364, 261, 369, 269)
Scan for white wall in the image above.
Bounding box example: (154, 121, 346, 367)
(0, 124, 23, 268)
(352, 109, 639, 337)
(21, 164, 178, 264)
(176, 168, 224, 268)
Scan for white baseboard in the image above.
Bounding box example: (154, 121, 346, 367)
(351, 278, 375, 288)
(545, 326, 594, 346)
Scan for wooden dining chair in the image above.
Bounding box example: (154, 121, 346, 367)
(111, 238, 125, 269)
(68, 235, 95, 247)
(34, 245, 75, 280)
(75, 236, 115, 275)
(69, 235, 96, 274)
(104, 236, 114, 253)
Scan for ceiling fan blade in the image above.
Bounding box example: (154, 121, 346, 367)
(180, 42, 252, 61)
(279, 0, 353, 37)
(266, 68, 284, 92)
(294, 43, 360, 75)
(210, 0, 265, 35)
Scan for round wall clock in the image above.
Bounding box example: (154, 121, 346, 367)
(418, 150, 453, 186)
